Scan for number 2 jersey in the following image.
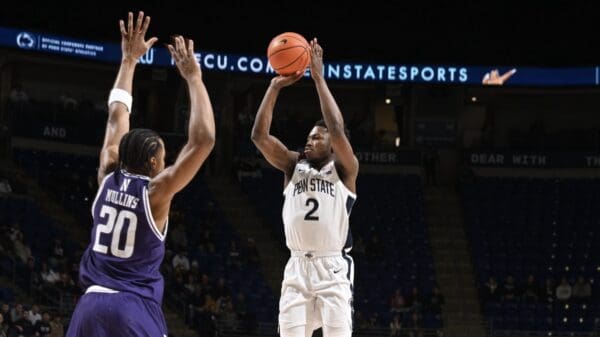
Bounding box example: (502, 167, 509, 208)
(79, 169, 168, 304)
(282, 159, 356, 252)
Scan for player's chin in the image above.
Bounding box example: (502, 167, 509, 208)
(303, 150, 314, 159)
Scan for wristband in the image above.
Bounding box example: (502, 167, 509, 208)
(108, 88, 132, 113)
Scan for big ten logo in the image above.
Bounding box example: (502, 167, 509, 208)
(139, 48, 154, 65)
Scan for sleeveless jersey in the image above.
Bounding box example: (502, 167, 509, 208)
(79, 169, 168, 304)
(282, 160, 356, 252)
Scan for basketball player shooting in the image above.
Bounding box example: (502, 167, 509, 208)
(66, 11, 215, 337)
(251, 38, 358, 337)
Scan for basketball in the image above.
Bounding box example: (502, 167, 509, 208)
(267, 32, 310, 76)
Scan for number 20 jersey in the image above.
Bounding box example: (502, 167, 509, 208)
(282, 160, 356, 252)
(79, 169, 168, 304)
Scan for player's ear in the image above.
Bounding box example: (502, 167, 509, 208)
(150, 156, 157, 169)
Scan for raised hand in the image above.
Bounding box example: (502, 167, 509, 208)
(270, 71, 304, 90)
(482, 68, 517, 85)
(119, 11, 158, 62)
(309, 38, 324, 82)
(166, 36, 201, 81)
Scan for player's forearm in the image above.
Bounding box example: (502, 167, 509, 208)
(104, 59, 136, 145)
(314, 78, 345, 134)
(186, 76, 215, 146)
(112, 58, 137, 96)
(251, 86, 279, 141)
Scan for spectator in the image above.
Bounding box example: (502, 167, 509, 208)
(220, 300, 238, 331)
(26, 304, 41, 326)
(48, 239, 65, 270)
(9, 304, 23, 324)
(184, 274, 197, 295)
(427, 285, 445, 315)
(33, 312, 51, 337)
(48, 314, 63, 337)
(40, 263, 60, 285)
(0, 304, 9, 324)
(408, 287, 423, 312)
(12, 310, 32, 337)
(0, 179, 12, 194)
(390, 315, 402, 337)
(572, 275, 592, 303)
(556, 277, 572, 302)
(407, 312, 422, 337)
(243, 238, 259, 267)
(172, 250, 190, 272)
(0, 312, 8, 337)
(23, 257, 41, 290)
(8, 84, 29, 108)
(502, 275, 518, 301)
(389, 289, 407, 314)
(368, 312, 379, 328)
(197, 273, 210, 292)
(227, 241, 241, 270)
(188, 286, 206, 324)
(543, 277, 556, 303)
(521, 274, 540, 302)
(355, 310, 368, 330)
(214, 277, 231, 302)
(12, 231, 32, 263)
(55, 273, 76, 294)
(235, 292, 247, 318)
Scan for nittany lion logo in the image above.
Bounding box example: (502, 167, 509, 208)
(16, 32, 35, 49)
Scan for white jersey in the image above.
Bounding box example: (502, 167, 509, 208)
(282, 159, 356, 252)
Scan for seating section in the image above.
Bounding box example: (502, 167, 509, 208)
(462, 176, 600, 332)
(9, 149, 277, 332)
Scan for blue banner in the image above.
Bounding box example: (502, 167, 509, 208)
(466, 150, 600, 168)
(2, 26, 599, 86)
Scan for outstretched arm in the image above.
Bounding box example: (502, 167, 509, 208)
(250, 73, 303, 179)
(309, 38, 358, 192)
(98, 11, 158, 185)
(149, 36, 215, 205)
(482, 68, 517, 85)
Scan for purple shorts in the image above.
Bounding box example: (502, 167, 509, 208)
(66, 291, 167, 337)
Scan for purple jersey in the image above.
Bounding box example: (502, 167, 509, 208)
(79, 169, 168, 304)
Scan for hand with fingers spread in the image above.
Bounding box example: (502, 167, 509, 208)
(482, 68, 517, 85)
(166, 36, 201, 82)
(119, 11, 158, 63)
(309, 38, 324, 82)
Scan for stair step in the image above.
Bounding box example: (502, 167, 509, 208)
(207, 177, 289, 294)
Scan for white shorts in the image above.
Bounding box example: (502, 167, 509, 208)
(279, 251, 354, 334)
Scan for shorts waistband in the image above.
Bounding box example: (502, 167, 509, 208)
(291, 251, 342, 258)
(85, 285, 119, 294)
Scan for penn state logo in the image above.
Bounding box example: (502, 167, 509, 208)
(16, 32, 35, 49)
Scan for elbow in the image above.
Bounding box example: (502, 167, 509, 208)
(190, 131, 215, 150)
(250, 130, 263, 144)
(204, 133, 216, 149)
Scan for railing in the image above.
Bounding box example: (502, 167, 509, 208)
(214, 320, 442, 337)
(491, 331, 599, 337)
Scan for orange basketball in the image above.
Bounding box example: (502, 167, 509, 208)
(267, 32, 310, 76)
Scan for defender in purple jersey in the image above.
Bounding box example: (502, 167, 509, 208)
(66, 11, 215, 337)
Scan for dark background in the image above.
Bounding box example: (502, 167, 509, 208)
(2, 1, 600, 66)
